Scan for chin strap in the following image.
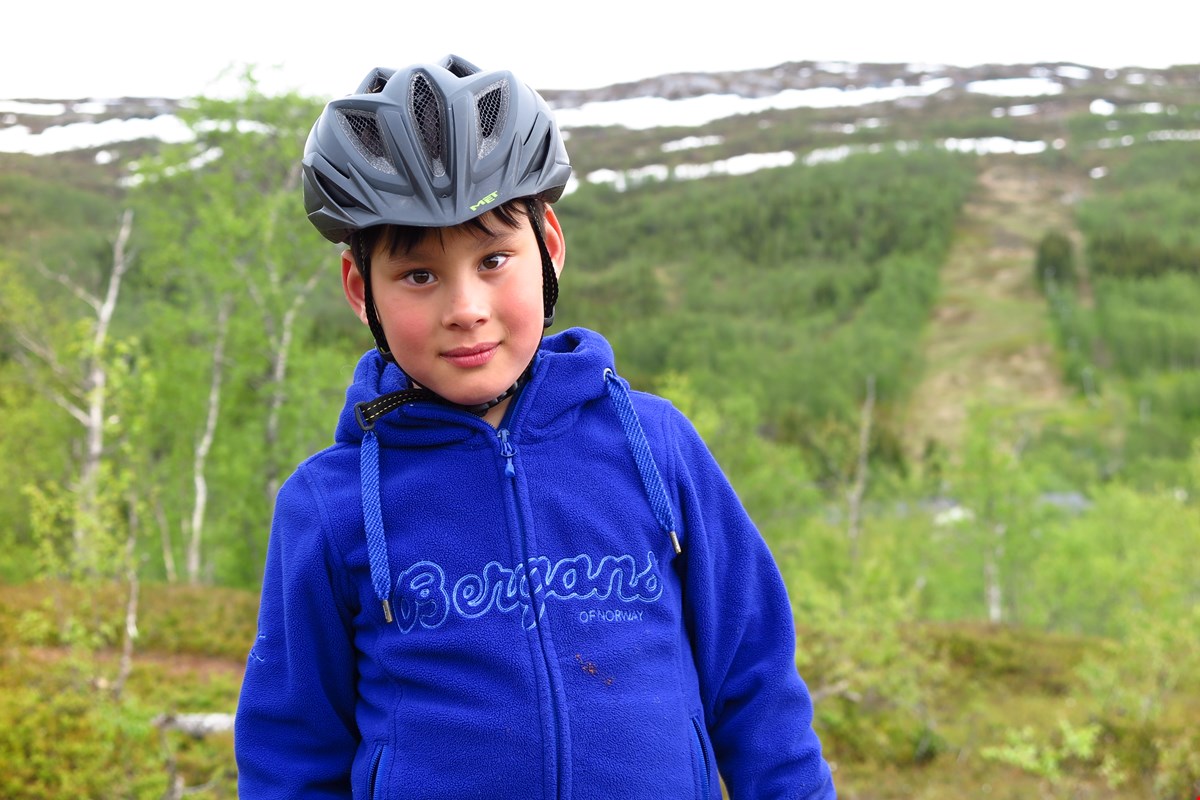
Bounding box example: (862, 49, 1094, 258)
(525, 198, 559, 329)
(353, 360, 533, 430)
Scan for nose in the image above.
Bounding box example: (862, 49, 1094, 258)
(442, 277, 490, 330)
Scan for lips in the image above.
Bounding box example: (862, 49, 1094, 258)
(440, 342, 499, 368)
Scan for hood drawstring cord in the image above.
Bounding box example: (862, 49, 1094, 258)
(360, 428, 394, 623)
(603, 369, 682, 555)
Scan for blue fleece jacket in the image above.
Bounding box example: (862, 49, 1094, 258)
(235, 327, 835, 799)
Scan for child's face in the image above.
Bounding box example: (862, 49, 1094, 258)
(342, 208, 565, 417)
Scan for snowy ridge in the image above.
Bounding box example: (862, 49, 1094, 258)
(2, 60, 1197, 190)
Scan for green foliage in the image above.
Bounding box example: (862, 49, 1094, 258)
(559, 149, 974, 483)
(1073, 604, 1200, 797)
(0, 678, 235, 800)
(4, 73, 1200, 799)
(0, 582, 248, 799)
(1034, 230, 1076, 289)
(1041, 138, 1200, 483)
(981, 719, 1103, 780)
(1024, 485, 1200, 638)
(1086, 230, 1200, 280)
(793, 583, 948, 768)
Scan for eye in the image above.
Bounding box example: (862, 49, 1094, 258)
(401, 269, 436, 286)
(480, 253, 510, 272)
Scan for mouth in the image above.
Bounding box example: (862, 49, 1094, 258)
(440, 342, 499, 368)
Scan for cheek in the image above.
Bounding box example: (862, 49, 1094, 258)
(378, 298, 432, 347)
(501, 285, 546, 341)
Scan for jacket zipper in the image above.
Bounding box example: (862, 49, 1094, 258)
(367, 743, 388, 800)
(691, 717, 712, 800)
(498, 428, 516, 477)
(498, 426, 566, 798)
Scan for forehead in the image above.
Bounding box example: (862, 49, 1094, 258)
(371, 206, 532, 261)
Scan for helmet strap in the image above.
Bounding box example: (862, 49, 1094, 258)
(526, 199, 559, 329)
(353, 234, 396, 364)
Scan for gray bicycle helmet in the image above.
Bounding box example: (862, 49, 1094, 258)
(302, 54, 571, 242)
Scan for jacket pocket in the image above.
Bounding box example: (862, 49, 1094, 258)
(690, 716, 713, 800)
(366, 743, 390, 800)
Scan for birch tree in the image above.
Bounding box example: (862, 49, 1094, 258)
(9, 210, 135, 570)
(131, 77, 335, 579)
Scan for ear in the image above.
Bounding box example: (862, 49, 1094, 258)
(541, 205, 566, 277)
(341, 249, 370, 326)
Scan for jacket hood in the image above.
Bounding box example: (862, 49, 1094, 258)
(334, 327, 617, 446)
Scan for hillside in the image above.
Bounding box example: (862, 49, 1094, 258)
(903, 158, 1086, 460)
(2, 58, 1199, 798)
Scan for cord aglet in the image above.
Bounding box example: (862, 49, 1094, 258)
(381, 599, 394, 624)
(669, 531, 682, 555)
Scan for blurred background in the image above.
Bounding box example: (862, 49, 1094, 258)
(2, 2, 1198, 798)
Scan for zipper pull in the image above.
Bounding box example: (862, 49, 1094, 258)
(498, 428, 516, 478)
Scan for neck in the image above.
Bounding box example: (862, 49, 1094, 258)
(481, 396, 512, 428)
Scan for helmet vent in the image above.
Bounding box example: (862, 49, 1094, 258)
(475, 80, 510, 159)
(410, 73, 447, 178)
(364, 71, 389, 94)
(444, 56, 477, 78)
(336, 109, 398, 175)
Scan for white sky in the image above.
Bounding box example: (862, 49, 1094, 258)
(3, 1, 1197, 100)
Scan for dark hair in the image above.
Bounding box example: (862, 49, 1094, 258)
(351, 196, 547, 274)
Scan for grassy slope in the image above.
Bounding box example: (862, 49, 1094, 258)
(901, 155, 1087, 462)
(1, 581, 1183, 799)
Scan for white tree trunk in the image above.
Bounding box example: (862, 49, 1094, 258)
(984, 523, 1006, 623)
(186, 296, 232, 584)
(16, 210, 134, 566)
(112, 492, 141, 700)
(76, 210, 134, 554)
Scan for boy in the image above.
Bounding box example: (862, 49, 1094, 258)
(234, 54, 836, 799)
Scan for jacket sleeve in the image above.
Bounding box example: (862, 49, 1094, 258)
(665, 408, 836, 799)
(235, 466, 360, 799)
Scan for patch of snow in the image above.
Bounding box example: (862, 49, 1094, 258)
(1139, 102, 1164, 114)
(1090, 166, 1108, 178)
(554, 77, 953, 131)
(72, 101, 111, 115)
(816, 61, 857, 75)
(121, 145, 224, 187)
(966, 77, 1063, 97)
(1090, 99, 1117, 115)
(0, 115, 192, 155)
(662, 135, 723, 152)
(941, 137, 1047, 155)
(1055, 65, 1092, 80)
(0, 100, 67, 116)
(675, 151, 796, 180)
(194, 118, 273, 135)
(585, 164, 669, 191)
(804, 145, 857, 166)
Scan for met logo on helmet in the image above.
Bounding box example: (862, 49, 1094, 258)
(469, 191, 499, 212)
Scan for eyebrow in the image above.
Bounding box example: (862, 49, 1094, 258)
(376, 227, 522, 268)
